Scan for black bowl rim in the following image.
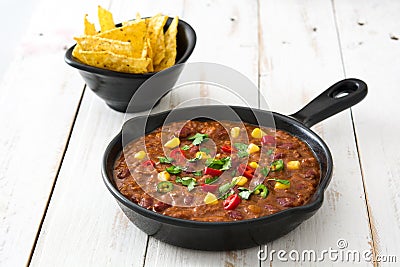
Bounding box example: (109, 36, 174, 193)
(64, 17, 196, 78)
(102, 105, 333, 228)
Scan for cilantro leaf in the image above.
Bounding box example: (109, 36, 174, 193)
(234, 143, 248, 151)
(158, 156, 174, 164)
(238, 189, 252, 200)
(199, 147, 211, 154)
(205, 176, 219, 184)
(267, 149, 274, 155)
(261, 166, 270, 177)
(206, 157, 231, 170)
(166, 165, 183, 174)
(181, 145, 190, 151)
(176, 177, 197, 191)
(188, 133, 209, 146)
(269, 178, 290, 185)
(234, 143, 249, 158)
(193, 170, 203, 176)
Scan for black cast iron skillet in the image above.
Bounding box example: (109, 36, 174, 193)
(102, 78, 367, 251)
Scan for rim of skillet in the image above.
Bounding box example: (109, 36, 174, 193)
(102, 106, 333, 228)
(64, 18, 196, 78)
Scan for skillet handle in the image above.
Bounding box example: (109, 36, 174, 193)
(290, 78, 367, 128)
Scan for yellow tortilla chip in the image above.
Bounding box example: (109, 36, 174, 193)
(74, 36, 134, 57)
(74, 50, 150, 74)
(146, 38, 154, 72)
(155, 16, 178, 71)
(98, 5, 115, 32)
(84, 15, 97, 35)
(147, 15, 168, 65)
(98, 19, 147, 58)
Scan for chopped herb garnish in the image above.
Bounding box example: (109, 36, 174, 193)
(181, 145, 190, 151)
(193, 170, 203, 176)
(267, 149, 274, 155)
(261, 166, 270, 177)
(176, 177, 197, 191)
(188, 133, 209, 146)
(237, 151, 249, 158)
(234, 143, 248, 151)
(199, 147, 211, 154)
(238, 187, 252, 200)
(158, 156, 174, 164)
(205, 176, 219, 184)
(206, 157, 231, 170)
(219, 183, 233, 194)
(234, 143, 249, 158)
(221, 189, 234, 200)
(166, 165, 183, 174)
(188, 153, 202, 162)
(268, 178, 290, 185)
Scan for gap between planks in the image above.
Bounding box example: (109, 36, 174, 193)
(330, 0, 378, 265)
(26, 85, 87, 266)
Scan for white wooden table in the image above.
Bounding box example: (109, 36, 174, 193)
(1, 0, 399, 266)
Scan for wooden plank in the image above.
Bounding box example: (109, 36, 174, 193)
(0, 0, 104, 266)
(29, 0, 181, 266)
(258, 0, 373, 266)
(334, 0, 400, 264)
(144, 1, 261, 266)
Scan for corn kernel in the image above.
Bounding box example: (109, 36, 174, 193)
(287, 160, 301, 170)
(196, 151, 210, 159)
(134, 150, 146, 160)
(204, 192, 218, 205)
(230, 127, 241, 138)
(247, 143, 260, 154)
(164, 137, 180, 148)
(275, 181, 290, 190)
(248, 161, 259, 169)
(232, 176, 248, 186)
(251, 128, 267, 139)
(157, 171, 170, 181)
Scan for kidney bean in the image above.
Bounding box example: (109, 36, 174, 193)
(176, 126, 194, 138)
(183, 195, 194, 205)
(153, 201, 171, 212)
(116, 168, 130, 179)
(273, 152, 285, 160)
(276, 197, 295, 207)
(139, 196, 153, 209)
(305, 170, 318, 179)
(277, 143, 298, 149)
(227, 210, 243, 220)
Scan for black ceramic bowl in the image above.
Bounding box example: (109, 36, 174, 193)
(102, 79, 367, 250)
(65, 17, 196, 112)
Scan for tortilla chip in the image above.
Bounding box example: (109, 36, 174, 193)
(98, 5, 115, 32)
(84, 15, 97, 35)
(98, 19, 147, 58)
(147, 14, 168, 65)
(155, 16, 178, 71)
(75, 50, 150, 73)
(74, 36, 134, 57)
(72, 44, 87, 62)
(146, 38, 154, 72)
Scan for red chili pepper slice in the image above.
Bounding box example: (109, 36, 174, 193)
(223, 194, 241, 210)
(142, 160, 155, 168)
(238, 164, 255, 179)
(204, 167, 223, 176)
(221, 145, 236, 153)
(261, 135, 276, 146)
(169, 148, 185, 163)
(201, 184, 218, 193)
